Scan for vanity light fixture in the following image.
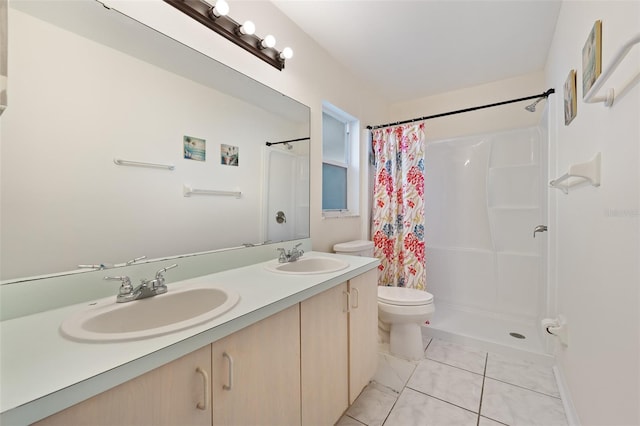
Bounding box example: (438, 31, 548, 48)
(208, 0, 228, 18)
(236, 20, 255, 36)
(164, 0, 293, 71)
(260, 34, 276, 49)
(280, 47, 294, 60)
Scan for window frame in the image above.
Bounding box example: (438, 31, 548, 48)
(321, 102, 359, 218)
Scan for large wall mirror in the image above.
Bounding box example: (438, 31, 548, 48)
(0, 0, 310, 281)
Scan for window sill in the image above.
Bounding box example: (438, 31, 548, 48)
(322, 211, 360, 219)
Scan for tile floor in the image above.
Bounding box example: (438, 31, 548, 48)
(337, 338, 567, 426)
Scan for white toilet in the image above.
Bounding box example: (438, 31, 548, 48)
(333, 240, 435, 361)
(377, 286, 434, 361)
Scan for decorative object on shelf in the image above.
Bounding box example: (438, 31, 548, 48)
(582, 20, 602, 97)
(183, 184, 241, 198)
(184, 135, 206, 161)
(113, 158, 175, 170)
(583, 32, 640, 107)
(221, 144, 239, 166)
(549, 153, 601, 194)
(564, 69, 577, 125)
(163, 0, 294, 71)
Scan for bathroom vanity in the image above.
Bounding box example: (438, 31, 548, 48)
(0, 253, 379, 425)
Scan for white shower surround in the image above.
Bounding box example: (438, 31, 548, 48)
(424, 126, 548, 356)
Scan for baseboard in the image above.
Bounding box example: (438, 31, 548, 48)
(553, 365, 581, 426)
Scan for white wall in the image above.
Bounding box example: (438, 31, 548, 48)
(544, 1, 640, 425)
(101, 0, 389, 255)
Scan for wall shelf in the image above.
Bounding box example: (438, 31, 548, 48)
(550, 153, 601, 194)
(584, 32, 640, 107)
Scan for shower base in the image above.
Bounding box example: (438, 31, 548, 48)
(422, 302, 554, 366)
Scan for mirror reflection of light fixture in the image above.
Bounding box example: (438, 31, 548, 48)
(164, 0, 293, 71)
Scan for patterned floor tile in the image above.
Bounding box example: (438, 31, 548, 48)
(384, 387, 478, 426)
(406, 359, 483, 412)
(425, 339, 487, 374)
(481, 378, 567, 426)
(486, 352, 560, 397)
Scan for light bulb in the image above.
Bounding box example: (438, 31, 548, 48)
(260, 34, 276, 49)
(238, 20, 255, 35)
(209, 0, 229, 18)
(279, 47, 293, 60)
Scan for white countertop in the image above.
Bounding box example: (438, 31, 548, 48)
(0, 252, 379, 425)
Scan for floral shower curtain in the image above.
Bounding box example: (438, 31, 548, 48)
(372, 123, 426, 290)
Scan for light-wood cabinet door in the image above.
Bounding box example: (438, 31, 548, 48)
(211, 304, 301, 426)
(34, 345, 212, 426)
(300, 282, 349, 426)
(348, 268, 379, 404)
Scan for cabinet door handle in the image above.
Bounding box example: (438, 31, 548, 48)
(195, 367, 209, 410)
(223, 352, 234, 391)
(343, 290, 351, 313)
(351, 287, 359, 309)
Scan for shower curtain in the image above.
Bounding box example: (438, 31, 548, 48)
(371, 123, 426, 290)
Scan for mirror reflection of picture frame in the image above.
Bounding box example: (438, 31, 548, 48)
(582, 20, 602, 97)
(184, 136, 206, 161)
(564, 69, 577, 125)
(221, 144, 239, 166)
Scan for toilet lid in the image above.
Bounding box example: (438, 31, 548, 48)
(377, 286, 434, 306)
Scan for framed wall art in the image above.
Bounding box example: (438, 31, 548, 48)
(564, 69, 577, 125)
(582, 20, 602, 97)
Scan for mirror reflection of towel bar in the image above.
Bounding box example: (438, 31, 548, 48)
(183, 184, 241, 198)
(114, 158, 175, 170)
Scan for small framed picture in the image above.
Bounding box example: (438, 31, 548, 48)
(221, 144, 239, 166)
(564, 70, 577, 125)
(183, 135, 206, 161)
(582, 20, 602, 97)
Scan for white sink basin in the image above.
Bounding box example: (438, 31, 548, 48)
(60, 286, 240, 342)
(265, 256, 349, 274)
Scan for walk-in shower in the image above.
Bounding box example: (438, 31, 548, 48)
(423, 126, 548, 356)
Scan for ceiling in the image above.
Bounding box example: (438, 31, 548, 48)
(273, 0, 562, 103)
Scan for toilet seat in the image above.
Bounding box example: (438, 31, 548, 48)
(377, 286, 433, 306)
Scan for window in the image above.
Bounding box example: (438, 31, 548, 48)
(322, 102, 359, 217)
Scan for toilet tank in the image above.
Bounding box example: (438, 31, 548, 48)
(333, 240, 374, 257)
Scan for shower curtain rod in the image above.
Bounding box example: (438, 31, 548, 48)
(366, 88, 555, 130)
(265, 137, 310, 147)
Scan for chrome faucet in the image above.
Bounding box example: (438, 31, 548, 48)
(277, 243, 304, 263)
(105, 264, 178, 303)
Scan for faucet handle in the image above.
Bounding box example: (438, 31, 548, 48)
(155, 263, 178, 279)
(104, 276, 133, 295)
